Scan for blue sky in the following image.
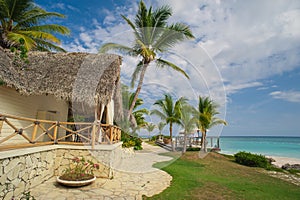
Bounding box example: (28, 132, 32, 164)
(36, 0, 300, 137)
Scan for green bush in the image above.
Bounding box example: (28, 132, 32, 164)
(150, 135, 157, 141)
(121, 131, 143, 150)
(234, 151, 270, 168)
(187, 147, 200, 151)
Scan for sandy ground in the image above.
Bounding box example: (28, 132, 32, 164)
(267, 156, 300, 167)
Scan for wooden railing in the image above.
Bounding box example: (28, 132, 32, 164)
(0, 113, 121, 150)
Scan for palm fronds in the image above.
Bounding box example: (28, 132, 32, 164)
(0, 0, 70, 51)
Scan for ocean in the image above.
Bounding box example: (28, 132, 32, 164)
(219, 136, 300, 159)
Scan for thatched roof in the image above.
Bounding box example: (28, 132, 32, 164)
(0, 48, 123, 115)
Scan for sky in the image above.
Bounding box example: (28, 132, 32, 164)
(36, 0, 300, 137)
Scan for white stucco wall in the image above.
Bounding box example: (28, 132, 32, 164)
(0, 86, 68, 144)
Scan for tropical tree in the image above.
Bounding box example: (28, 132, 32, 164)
(100, 0, 194, 120)
(151, 94, 187, 151)
(122, 84, 149, 129)
(179, 104, 196, 153)
(0, 0, 70, 52)
(194, 96, 227, 152)
(145, 123, 156, 140)
(157, 121, 166, 135)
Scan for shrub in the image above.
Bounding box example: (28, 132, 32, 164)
(150, 135, 157, 141)
(234, 151, 270, 168)
(121, 131, 143, 150)
(187, 147, 200, 151)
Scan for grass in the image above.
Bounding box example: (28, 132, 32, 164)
(145, 152, 300, 200)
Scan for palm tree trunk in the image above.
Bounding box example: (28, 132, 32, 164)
(127, 63, 149, 120)
(204, 131, 207, 152)
(200, 130, 206, 152)
(182, 133, 187, 153)
(170, 122, 175, 151)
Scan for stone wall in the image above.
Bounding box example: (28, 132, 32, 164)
(0, 151, 55, 199)
(0, 143, 123, 199)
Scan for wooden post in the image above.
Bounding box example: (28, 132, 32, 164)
(110, 126, 113, 143)
(31, 121, 39, 143)
(0, 116, 4, 134)
(53, 122, 59, 144)
(217, 137, 220, 148)
(91, 123, 96, 149)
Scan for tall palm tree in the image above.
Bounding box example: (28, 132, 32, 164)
(194, 96, 227, 152)
(151, 94, 187, 151)
(100, 1, 194, 120)
(179, 104, 196, 153)
(145, 123, 156, 140)
(0, 0, 70, 52)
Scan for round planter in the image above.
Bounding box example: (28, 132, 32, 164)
(163, 138, 171, 144)
(56, 176, 96, 187)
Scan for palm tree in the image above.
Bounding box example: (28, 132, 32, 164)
(157, 121, 166, 135)
(179, 104, 196, 153)
(145, 123, 156, 140)
(194, 96, 227, 152)
(0, 0, 70, 52)
(151, 94, 187, 151)
(122, 84, 149, 128)
(100, 0, 194, 120)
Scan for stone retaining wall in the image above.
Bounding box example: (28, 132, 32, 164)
(0, 143, 124, 199)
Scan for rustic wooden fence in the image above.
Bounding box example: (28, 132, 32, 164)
(0, 113, 121, 150)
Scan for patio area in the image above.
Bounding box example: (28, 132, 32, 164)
(29, 143, 173, 200)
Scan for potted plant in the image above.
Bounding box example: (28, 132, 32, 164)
(163, 136, 171, 144)
(57, 157, 100, 187)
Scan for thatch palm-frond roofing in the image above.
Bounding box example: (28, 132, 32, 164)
(0, 47, 122, 108)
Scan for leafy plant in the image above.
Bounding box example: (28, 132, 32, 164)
(10, 38, 29, 64)
(234, 151, 270, 168)
(121, 131, 143, 150)
(0, 0, 70, 52)
(59, 157, 100, 181)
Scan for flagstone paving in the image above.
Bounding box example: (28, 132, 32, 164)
(30, 143, 174, 200)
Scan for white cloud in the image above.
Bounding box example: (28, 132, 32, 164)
(225, 82, 263, 95)
(156, 0, 300, 89)
(270, 90, 300, 103)
(62, 0, 300, 110)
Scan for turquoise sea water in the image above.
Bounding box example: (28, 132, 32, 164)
(220, 137, 300, 159)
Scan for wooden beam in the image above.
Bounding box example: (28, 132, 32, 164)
(4, 118, 18, 131)
(0, 132, 17, 144)
(0, 142, 53, 151)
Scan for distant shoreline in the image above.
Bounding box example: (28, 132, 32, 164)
(220, 151, 300, 167)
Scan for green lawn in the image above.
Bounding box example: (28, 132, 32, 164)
(145, 152, 300, 200)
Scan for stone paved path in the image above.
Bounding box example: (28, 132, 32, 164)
(30, 143, 173, 200)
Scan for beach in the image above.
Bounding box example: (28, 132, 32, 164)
(269, 156, 300, 168)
